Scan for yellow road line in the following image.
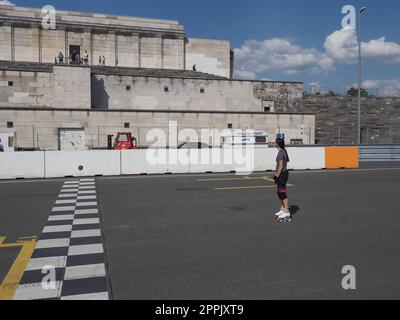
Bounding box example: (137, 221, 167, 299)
(0, 236, 37, 300)
(215, 185, 277, 191)
(198, 176, 274, 182)
(215, 182, 295, 191)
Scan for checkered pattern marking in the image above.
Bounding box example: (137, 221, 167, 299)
(13, 179, 110, 300)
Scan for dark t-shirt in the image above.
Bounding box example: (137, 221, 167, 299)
(0, 144, 4, 152)
(276, 149, 288, 171)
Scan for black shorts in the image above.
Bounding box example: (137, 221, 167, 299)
(277, 170, 289, 199)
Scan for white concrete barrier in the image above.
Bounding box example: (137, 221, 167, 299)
(45, 151, 121, 178)
(189, 149, 228, 173)
(189, 148, 261, 173)
(305, 147, 326, 170)
(253, 148, 277, 171)
(286, 147, 308, 170)
(121, 149, 190, 175)
(286, 147, 325, 170)
(0, 152, 45, 179)
(0, 147, 327, 180)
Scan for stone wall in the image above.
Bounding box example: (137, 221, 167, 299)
(0, 65, 91, 109)
(91, 72, 304, 113)
(14, 27, 39, 62)
(0, 25, 11, 61)
(0, 63, 310, 150)
(0, 108, 315, 150)
(185, 38, 231, 78)
(41, 29, 65, 63)
(302, 96, 400, 144)
(116, 34, 139, 68)
(53, 66, 91, 109)
(0, 69, 53, 107)
(0, 64, 303, 114)
(162, 38, 184, 70)
(0, 5, 232, 77)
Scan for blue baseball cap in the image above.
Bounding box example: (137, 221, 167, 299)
(276, 133, 285, 141)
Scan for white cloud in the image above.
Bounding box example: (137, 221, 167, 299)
(0, 0, 15, 6)
(234, 68, 257, 80)
(234, 38, 334, 79)
(324, 28, 400, 64)
(324, 28, 358, 62)
(235, 28, 400, 80)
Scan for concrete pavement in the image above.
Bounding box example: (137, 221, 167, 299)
(1, 163, 400, 299)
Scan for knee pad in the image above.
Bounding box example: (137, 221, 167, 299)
(278, 192, 288, 200)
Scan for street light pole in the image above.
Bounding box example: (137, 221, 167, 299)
(357, 7, 366, 145)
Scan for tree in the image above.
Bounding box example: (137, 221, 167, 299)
(347, 87, 369, 97)
(327, 91, 339, 97)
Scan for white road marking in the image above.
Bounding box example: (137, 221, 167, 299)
(36, 238, 70, 249)
(77, 195, 97, 200)
(56, 199, 77, 205)
(71, 230, 102, 238)
(79, 186, 96, 190)
(62, 185, 80, 189)
(64, 181, 80, 184)
(42, 225, 73, 233)
(13, 282, 63, 300)
(48, 214, 74, 221)
(58, 194, 78, 198)
(64, 264, 106, 281)
(60, 189, 79, 193)
(68, 244, 104, 256)
(74, 209, 99, 215)
(76, 202, 98, 207)
(52, 206, 75, 212)
(60, 292, 109, 300)
(78, 190, 96, 195)
(14, 177, 110, 301)
(73, 218, 100, 225)
(26, 256, 67, 271)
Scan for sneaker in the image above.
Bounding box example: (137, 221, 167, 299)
(278, 211, 291, 219)
(275, 210, 284, 217)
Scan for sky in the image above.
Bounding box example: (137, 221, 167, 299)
(8, 0, 400, 96)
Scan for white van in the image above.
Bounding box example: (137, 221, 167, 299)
(221, 130, 269, 147)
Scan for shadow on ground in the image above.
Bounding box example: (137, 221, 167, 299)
(290, 205, 300, 216)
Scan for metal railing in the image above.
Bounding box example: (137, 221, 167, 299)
(359, 145, 400, 162)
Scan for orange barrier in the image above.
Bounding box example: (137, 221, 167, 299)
(325, 147, 359, 169)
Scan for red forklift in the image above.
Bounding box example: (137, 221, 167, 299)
(108, 132, 139, 150)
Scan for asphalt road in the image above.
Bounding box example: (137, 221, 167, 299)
(1, 163, 400, 300)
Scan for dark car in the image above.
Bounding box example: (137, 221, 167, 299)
(177, 142, 211, 149)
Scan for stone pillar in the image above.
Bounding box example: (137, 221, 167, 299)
(90, 30, 94, 65)
(132, 33, 140, 68)
(38, 27, 42, 63)
(0, 23, 12, 61)
(138, 33, 142, 68)
(114, 32, 118, 66)
(64, 29, 68, 61)
(161, 36, 164, 69)
(11, 24, 15, 61)
(82, 29, 92, 62)
(139, 34, 162, 69)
